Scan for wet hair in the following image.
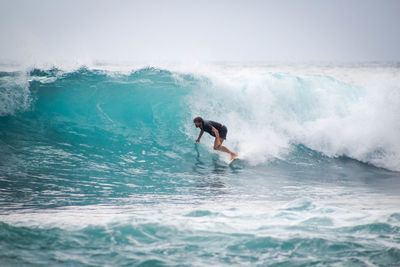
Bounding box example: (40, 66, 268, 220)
(193, 117, 203, 124)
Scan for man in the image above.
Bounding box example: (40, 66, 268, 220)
(193, 117, 238, 161)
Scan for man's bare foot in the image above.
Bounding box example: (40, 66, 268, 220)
(230, 153, 238, 161)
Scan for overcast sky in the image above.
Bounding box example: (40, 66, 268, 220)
(1, 0, 400, 64)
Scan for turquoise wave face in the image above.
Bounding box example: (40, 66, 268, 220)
(0, 65, 400, 266)
(1, 67, 205, 208)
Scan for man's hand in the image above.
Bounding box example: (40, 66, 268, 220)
(195, 129, 204, 143)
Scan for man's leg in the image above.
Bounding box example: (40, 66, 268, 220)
(214, 138, 238, 160)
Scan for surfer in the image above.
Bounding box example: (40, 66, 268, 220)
(193, 117, 238, 161)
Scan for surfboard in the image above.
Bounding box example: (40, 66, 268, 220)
(228, 157, 239, 165)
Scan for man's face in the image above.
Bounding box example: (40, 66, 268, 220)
(194, 121, 201, 128)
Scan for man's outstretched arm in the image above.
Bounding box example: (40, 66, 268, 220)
(195, 129, 204, 142)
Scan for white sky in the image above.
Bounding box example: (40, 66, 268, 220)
(1, 0, 400, 64)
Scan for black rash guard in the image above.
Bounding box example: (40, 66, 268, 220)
(202, 120, 228, 139)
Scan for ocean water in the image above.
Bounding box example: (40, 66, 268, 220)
(0, 62, 400, 266)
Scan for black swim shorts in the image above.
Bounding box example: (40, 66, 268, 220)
(219, 125, 227, 139)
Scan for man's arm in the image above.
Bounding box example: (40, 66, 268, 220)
(212, 127, 222, 147)
(195, 129, 204, 142)
(212, 127, 220, 139)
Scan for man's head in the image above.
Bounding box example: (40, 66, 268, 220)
(193, 117, 203, 128)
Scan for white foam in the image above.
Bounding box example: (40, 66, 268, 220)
(183, 62, 400, 171)
(0, 72, 31, 116)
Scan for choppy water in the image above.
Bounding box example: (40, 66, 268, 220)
(0, 63, 400, 266)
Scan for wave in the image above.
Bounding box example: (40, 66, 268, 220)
(0, 64, 399, 171)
